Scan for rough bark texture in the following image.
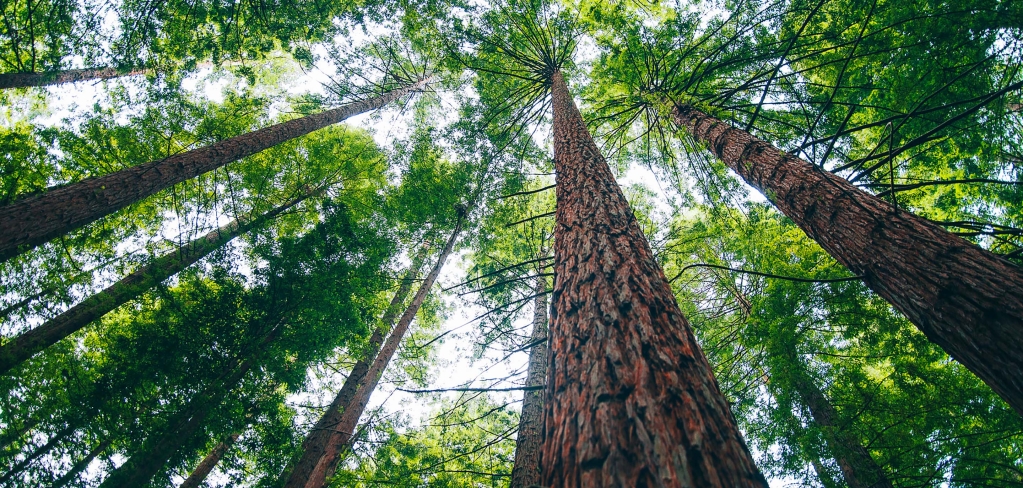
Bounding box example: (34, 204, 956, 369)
(98, 354, 258, 488)
(0, 189, 317, 375)
(798, 377, 893, 488)
(510, 276, 549, 488)
(542, 72, 766, 487)
(279, 250, 427, 488)
(673, 104, 1023, 415)
(0, 423, 76, 485)
(0, 78, 427, 263)
(178, 433, 240, 488)
(0, 67, 147, 90)
(302, 219, 464, 488)
(52, 439, 112, 488)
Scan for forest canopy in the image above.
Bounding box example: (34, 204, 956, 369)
(0, 0, 1021, 486)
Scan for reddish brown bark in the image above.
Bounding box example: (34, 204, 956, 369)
(0, 78, 428, 263)
(510, 276, 548, 488)
(543, 72, 766, 487)
(178, 432, 241, 488)
(0, 188, 319, 375)
(673, 104, 1023, 415)
(0, 67, 148, 90)
(51, 439, 112, 488)
(280, 250, 427, 488)
(301, 218, 464, 488)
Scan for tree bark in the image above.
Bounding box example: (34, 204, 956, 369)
(0, 67, 148, 90)
(510, 276, 549, 488)
(279, 249, 427, 488)
(0, 423, 76, 485)
(0, 187, 319, 375)
(51, 439, 112, 488)
(797, 377, 893, 488)
(301, 217, 464, 488)
(673, 103, 1023, 415)
(542, 72, 766, 487)
(178, 432, 240, 488)
(0, 78, 428, 263)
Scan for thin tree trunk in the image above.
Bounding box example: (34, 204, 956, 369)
(301, 216, 464, 488)
(673, 103, 1023, 415)
(50, 439, 111, 488)
(0, 187, 319, 375)
(543, 72, 766, 487)
(810, 457, 840, 488)
(279, 249, 428, 488)
(0, 78, 428, 263)
(509, 276, 548, 488)
(797, 376, 893, 488)
(0, 423, 76, 485)
(98, 347, 263, 488)
(178, 432, 241, 488)
(0, 67, 148, 90)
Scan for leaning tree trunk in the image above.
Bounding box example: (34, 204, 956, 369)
(279, 249, 427, 488)
(797, 375, 893, 488)
(178, 432, 241, 488)
(673, 104, 1023, 415)
(543, 72, 767, 487)
(0, 67, 148, 90)
(301, 216, 464, 488)
(51, 439, 112, 488)
(0, 423, 76, 485)
(509, 276, 549, 488)
(0, 187, 319, 375)
(0, 78, 428, 263)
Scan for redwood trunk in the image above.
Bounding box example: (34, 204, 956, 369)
(673, 104, 1023, 415)
(0, 67, 148, 90)
(301, 218, 464, 488)
(543, 72, 766, 487)
(0, 79, 427, 263)
(510, 276, 549, 488)
(51, 439, 112, 488)
(797, 377, 892, 488)
(178, 433, 240, 488)
(0, 188, 318, 375)
(280, 250, 427, 488)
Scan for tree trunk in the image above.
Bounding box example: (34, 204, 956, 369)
(178, 432, 241, 488)
(0, 67, 148, 90)
(98, 350, 261, 488)
(797, 377, 893, 488)
(543, 72, 766, 487)
(673, 103, 1023, 415)
(301, 217, 464, 488)
(51, 439, 111, 488)
(279, 249, 427, 488)
(0, 78, 428, 263)
(0, 423, 76, 485)
(510, 276, 549, 488)
(0, 187, 319, 375)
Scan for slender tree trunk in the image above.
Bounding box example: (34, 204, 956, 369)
(510, 276, 549, 488)
(0, 423, 76, 485)
(0, 188, 319, 375)
(301, 217, 464, 488)
(51, 439, 112, 488)
(279, 249, 428, 488)
(98, 349, 262, 488)
(178, 432, 241, 488)
(0, 78, 428, 263)
(673, 104, 1023, 415)
(796, 376, 893, 488)
(810, 457, 840, 488)
(543, 72, 766, 487)
(0, 67, 148, 90)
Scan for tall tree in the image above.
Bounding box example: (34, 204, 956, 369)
(300, 210, 464, 488)
(178, 432, 241, 488)
(509, 275, 548, 488)
(672, 103, 1023, 415)
(543, 70, 765, 486)
(0, 78, 427, 263)
(0, 67, 148, 90)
